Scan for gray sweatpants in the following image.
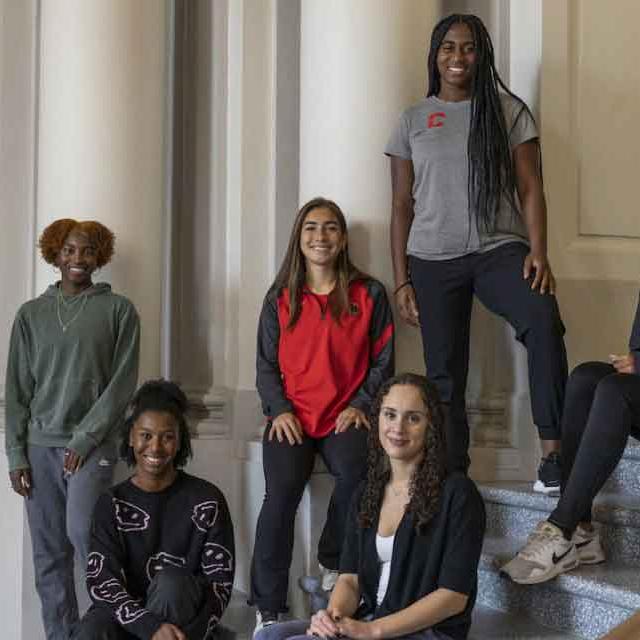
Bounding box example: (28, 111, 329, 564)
(25, 442, 117, 640)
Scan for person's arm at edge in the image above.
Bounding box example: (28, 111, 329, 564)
(5, 311, 35, 475)
(514, 139, 556, 295)
(627, 293, 640, 374)
(390, 156, 419, 327)
(67, 300, 140, 460)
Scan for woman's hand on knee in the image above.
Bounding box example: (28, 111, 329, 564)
(9, 468, 31, 498)
(307, 609, 339, 638)
(394, 285, 419, 327)
(151, 623, 186, 640)
(269, 412, 304, 445)
(609, 353, 636, 374)
(335, 407, 370, 433)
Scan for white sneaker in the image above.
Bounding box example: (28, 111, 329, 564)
(319, 564, 339, 591)
(253, 610, 279, 638)
(501, 521, 579, 585)
(572, 524, 605, 565)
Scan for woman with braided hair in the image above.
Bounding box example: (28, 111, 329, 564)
(387, 14, 568, 489)
(5, 219, 140, 639)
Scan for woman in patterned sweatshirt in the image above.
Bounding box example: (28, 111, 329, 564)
(74, 380, 235, 640)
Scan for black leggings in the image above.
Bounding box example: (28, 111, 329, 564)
(73, 568, 205, 639)
(410, 243, 567, 472)
(249, 426, 368, 612)
(548, 362, 640, 534)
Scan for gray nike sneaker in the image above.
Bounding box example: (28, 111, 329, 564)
(501, 521, 579, 585)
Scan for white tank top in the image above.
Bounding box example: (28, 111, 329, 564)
(375, 533, 395, 606)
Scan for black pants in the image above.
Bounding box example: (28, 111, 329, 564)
(73, 568, 205, 639)
(548, 362, 640, 534)
(250, 426, 368, 612)
(410, 242, 568, 472)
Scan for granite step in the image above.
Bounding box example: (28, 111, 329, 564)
(481, 483, 640, 565)
(606, 439, 640, 495)
(478, 536, 640, 639)
(470, 605, 585, 639)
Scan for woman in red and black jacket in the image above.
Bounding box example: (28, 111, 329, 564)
(250, 197, 394, 633)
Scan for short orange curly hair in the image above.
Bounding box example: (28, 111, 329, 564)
(39, 219, 115, 267)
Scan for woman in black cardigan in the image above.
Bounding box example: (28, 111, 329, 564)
(256, 373, 485, 640)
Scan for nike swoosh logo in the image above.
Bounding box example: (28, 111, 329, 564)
(552, 547, 573, 564)
(575, 540, 590, 549)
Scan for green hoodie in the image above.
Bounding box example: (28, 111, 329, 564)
(5, 283, 140, 471)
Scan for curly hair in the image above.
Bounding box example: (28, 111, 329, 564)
(39, 219, 115, 267)
(120, 379, 193, 468)
(272, 197, 370, 329)
(359, 373, 447, 534)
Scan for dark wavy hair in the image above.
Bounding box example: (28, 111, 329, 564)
(359, 373, 446, 534)
(120, 379, 193, 468)
(427, 13, 539, 236)
(272, 197, 369, 329)
(39, 219, 115, 267)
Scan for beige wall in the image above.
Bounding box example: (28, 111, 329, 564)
(542, 0, 640, 369)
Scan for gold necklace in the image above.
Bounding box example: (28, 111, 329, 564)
(56, 289, 89, 332)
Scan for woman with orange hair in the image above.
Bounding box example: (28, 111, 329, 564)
(5, 219, 140, 640)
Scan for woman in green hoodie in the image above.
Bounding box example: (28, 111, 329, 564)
(5, 219, 140, 640)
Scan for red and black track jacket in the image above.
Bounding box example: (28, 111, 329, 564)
(256, 278, 394, 438)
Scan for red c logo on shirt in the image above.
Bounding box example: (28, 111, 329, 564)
(427, 112, 446, 129)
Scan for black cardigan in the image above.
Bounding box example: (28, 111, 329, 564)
(339, 473, 485, 640)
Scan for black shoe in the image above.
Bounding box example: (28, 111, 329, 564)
(533, 452, 561, 495)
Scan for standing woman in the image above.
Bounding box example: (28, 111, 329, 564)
(5, 219, 140, 640)
(387, 14, 567, 489)
(255, 373, 485, 640)
(250, 197, 394, 633)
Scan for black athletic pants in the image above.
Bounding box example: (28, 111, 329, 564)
(73, 568, 207, 639)
(250, 426, 368, 612)
(548, 362, 640, 534)
(409, 242, 568, 472)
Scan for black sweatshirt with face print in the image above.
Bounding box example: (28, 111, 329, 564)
(85, 471, 235, 640)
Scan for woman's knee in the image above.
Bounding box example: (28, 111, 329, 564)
(593, 372, 635, 405)
(72, 607, 123, 640)
(567, 361, 614, 396)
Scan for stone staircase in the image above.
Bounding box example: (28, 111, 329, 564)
(226, 442, 640, 639)
(474, 440, 640, 639)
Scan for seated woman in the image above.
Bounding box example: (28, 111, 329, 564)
(251, 197, 394, 632)
(257, 373, 485, 640)
(502, 295, 640, 585)
(73, 380, 235, 640)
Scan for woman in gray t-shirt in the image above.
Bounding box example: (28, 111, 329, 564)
(386, 13, 568, 492)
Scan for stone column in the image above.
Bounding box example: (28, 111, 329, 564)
(14, 2, 169, 636)
(35, 0, 170, 381)
(297, 0, 441, 607)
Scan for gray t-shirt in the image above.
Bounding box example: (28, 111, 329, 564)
(385, 93, 538, 260)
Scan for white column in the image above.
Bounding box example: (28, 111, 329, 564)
(36, 0, 170, 381)
(0, 2, 38, 636)
(300, 0, 441, 372)
(7, 2, 170, 637)
(296, 0, 440, 611)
